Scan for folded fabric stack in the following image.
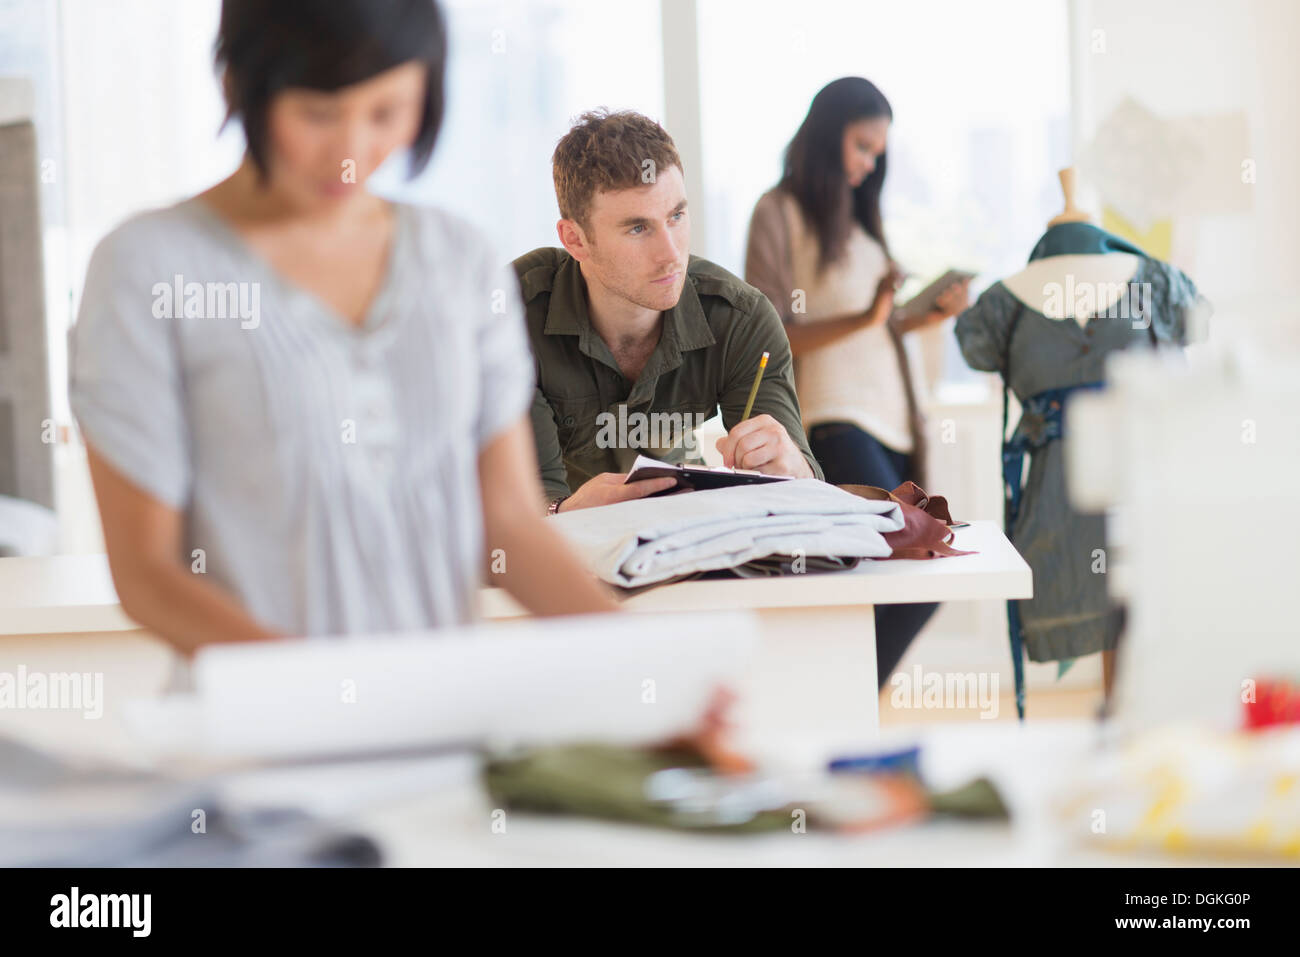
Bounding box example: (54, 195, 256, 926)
(0, 737, 381, 867)
(551, 478, 904, 588)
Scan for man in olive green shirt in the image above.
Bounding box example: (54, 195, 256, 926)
(517, 109, 821, 513)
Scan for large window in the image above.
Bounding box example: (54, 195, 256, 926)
(371, 0, 664, 263)
(10, 0, 1066, 423)
(9, 0, 244, 423)
(8, 0, 664, 424)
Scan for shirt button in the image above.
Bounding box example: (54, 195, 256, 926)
(563, 415, 575, 426)
(1081, 345, 1091, 354)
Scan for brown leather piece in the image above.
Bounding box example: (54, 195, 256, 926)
(837, 483, 976, 560)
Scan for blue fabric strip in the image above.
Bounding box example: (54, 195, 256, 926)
(1003, 380, 1105, 720)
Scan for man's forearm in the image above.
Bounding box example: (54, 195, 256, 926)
(529, 389, 573, 510)
(764, 408, 822, 480)
(542, 482, 571, 514)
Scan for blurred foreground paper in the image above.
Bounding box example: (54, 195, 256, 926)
(129, 612, 756, 761)
(1057, 726, 1300, 859)
(0, 737, 383, 867)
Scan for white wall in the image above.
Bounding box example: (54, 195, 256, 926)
(1075, 0, 1300, 356)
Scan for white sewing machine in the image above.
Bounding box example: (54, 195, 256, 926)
(1068, 345, 1300, 731)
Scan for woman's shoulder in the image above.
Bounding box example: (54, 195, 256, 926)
(752, 184, 797, 217)
(92, 199, 203, 251)
(82, 199, 223, 291)
(749, 185, 802, 241)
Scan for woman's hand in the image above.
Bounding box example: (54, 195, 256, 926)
(892, 277, 973, 334)
(925, 277, 972, 325)
(863, 262, 906, 327)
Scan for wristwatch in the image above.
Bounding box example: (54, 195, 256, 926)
(547, 496, 568, 516)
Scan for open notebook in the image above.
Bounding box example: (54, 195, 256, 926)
(624, 454, 795, 494)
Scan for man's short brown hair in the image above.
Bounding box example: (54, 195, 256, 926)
(552, 109, 683, 230)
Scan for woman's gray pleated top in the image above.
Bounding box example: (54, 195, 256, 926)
(69, 198, 534, 637)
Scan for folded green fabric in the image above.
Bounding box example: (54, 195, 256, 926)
(483, 744, 794, 834)
(925, 776, 1010, 820)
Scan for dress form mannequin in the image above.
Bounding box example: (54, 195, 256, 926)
(1011, 168, 1132, 696)
(1001, 169, 1139, 324)
(954, 168, 1208, 716)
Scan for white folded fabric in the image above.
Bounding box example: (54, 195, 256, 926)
(551, 479, 905, 587)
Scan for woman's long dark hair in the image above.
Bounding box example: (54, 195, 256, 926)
(779, 77, 892, 272)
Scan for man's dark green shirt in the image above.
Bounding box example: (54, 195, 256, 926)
(513, 247, 822, 500)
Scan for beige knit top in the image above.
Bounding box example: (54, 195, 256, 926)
(744, 187, 918, 454)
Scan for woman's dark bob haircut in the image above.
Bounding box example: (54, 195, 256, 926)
(215, 0, 447, 180)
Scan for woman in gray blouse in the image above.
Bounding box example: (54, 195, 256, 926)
(69, 0, 617, 654)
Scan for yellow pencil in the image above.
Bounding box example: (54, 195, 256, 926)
(740, 351, 769, 422)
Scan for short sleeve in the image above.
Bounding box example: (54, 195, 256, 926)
(473, 253, 536, 449)
(68, 227, 192, 508)
(1146, 259, 1206, 345)
(954, 283, 1019, 373)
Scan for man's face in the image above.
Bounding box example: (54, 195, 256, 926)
(567, 164, 690, 314)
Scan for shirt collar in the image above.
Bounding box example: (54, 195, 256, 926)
(541, 254, 587, 336)
(667, 268, 717, 352)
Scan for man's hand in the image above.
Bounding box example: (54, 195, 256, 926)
(715, 414, 814, 477)
(556, 472, 678, 512)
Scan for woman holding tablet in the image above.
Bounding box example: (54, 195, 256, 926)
(69, 0, 617, 655)
(745, 77, 970, 685)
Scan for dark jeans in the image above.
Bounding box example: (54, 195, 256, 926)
(809, 421, 940, 690)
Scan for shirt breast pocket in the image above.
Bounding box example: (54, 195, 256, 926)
(545, 392, 605, 460)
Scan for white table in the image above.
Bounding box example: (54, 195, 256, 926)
(482, 520, 1030, 754)
(0, 521, 1030, 760)
(0, 553, 137, 636)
